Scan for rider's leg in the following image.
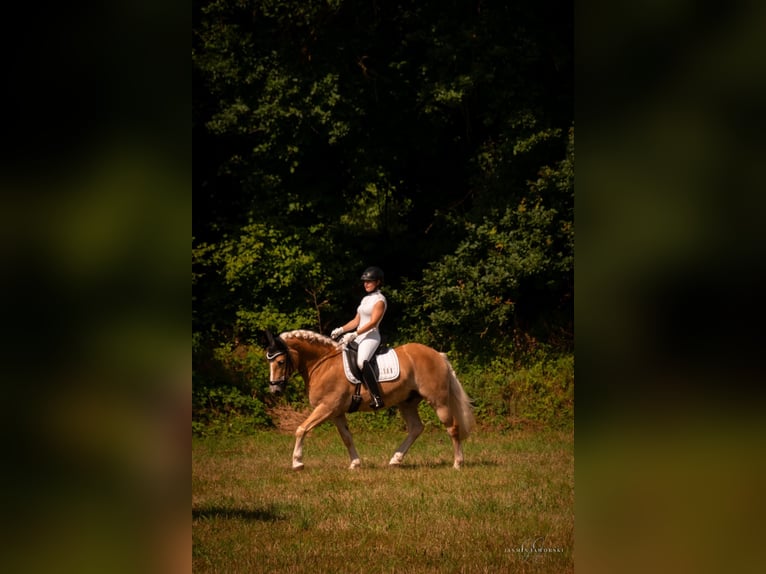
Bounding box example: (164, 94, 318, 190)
(357, 336, 384, 409)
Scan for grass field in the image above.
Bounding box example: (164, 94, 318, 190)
(193, 421, 573, 573)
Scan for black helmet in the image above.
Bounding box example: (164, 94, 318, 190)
(360, 266, 384, 282)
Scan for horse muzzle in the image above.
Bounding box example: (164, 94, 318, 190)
(269, 380, 287, 395)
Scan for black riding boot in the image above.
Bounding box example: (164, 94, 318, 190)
(362, 360, 385, 410)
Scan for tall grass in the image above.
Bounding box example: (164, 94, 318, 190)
(193, 426, 573, 573)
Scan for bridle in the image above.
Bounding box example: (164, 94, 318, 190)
(267, 347, 293, 393)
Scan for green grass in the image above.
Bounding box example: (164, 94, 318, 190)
(193, 425, 573, 573)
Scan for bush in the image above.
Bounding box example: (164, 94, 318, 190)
(460, 352, 574, 431)
(192, 379, 272, 436)
(192, 341, 274, 436)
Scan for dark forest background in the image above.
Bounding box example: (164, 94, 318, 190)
(192, 0, 573, 432)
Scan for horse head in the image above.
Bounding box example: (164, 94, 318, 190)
(265, 330, 291, 394)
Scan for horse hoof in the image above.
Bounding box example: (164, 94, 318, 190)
(292, 463, 305, 471)
(389, 453, 404, 466)
(349, 459, 361, 470)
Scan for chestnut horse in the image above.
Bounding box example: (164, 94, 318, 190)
(265, 330, 475, 470)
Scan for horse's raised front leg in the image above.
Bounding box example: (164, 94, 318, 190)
(333, 414, 361, 469)
(389, 397, 424, 466)
(292, 404, 332, 470)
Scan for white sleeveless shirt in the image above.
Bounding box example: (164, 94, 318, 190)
(357, 290, 386, 341)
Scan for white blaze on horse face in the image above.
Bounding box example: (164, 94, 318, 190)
(269, 355, 286, 382)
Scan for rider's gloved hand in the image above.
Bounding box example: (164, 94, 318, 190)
(342, 331, 358, 344)
(330, 327, 344, 339)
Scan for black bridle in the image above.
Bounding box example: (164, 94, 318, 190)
(266, 331, 293, 393)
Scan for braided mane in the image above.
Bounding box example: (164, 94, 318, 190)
(279, 329, 340, 350)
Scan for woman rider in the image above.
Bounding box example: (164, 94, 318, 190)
(331, 266, 387, 409)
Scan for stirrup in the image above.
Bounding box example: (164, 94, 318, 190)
(370, 395, 385, 410)
(362, 360, 385, 410)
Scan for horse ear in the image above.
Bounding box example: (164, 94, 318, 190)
(265, 330, 275, 347)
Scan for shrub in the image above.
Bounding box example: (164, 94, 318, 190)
(192, 341, 274, 436)
(460, 352, 573, 431)
(192, 378, 272, 436)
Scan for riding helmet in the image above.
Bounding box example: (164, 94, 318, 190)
(360, 266, 384, 282)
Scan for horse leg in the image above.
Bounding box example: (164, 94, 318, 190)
(435, 404, 464, 469)
(292, 404, 333, 470)
(389, 396, 424, 466)
(333, 414, 361, 469)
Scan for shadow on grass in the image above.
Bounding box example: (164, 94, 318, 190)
(392, 458, 501, 469)
(193, 505, 285, 522)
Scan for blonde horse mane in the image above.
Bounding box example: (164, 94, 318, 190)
(279, 329, 340, 349)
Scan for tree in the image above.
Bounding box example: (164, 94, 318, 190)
(396, 126, 574, 357)
(192, 0, 573, 355)
(193, 221, 345, 344)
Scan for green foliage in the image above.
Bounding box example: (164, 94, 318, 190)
(192, 1, 573, 433)
(395, 128, 573, 357)
(193, 221, 338, 340)
(192, 339, 275, 435)
(339, 168, 413, 236)
(461, 353, 574, 431)
(192, 380, 271, 436)
(210, 341, 270, 388)
(422, 202, 553, 334)
(342, 406, 406, 433)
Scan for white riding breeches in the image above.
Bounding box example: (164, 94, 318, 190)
(356, 329, 380, 370)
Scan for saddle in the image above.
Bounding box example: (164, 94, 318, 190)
(342, 341, 400, 385)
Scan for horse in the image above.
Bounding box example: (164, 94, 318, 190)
(265, 329, 475, 470)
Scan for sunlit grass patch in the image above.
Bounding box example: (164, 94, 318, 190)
(193, 428, 573, 573)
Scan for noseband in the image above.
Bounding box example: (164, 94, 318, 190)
(267, 347, 293, 390)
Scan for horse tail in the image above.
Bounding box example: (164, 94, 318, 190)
(441, 353, 475, 440)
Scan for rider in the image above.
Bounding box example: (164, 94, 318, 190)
(331, 266, 387, 409)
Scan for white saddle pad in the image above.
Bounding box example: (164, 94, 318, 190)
(342, 348, 400, 384)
